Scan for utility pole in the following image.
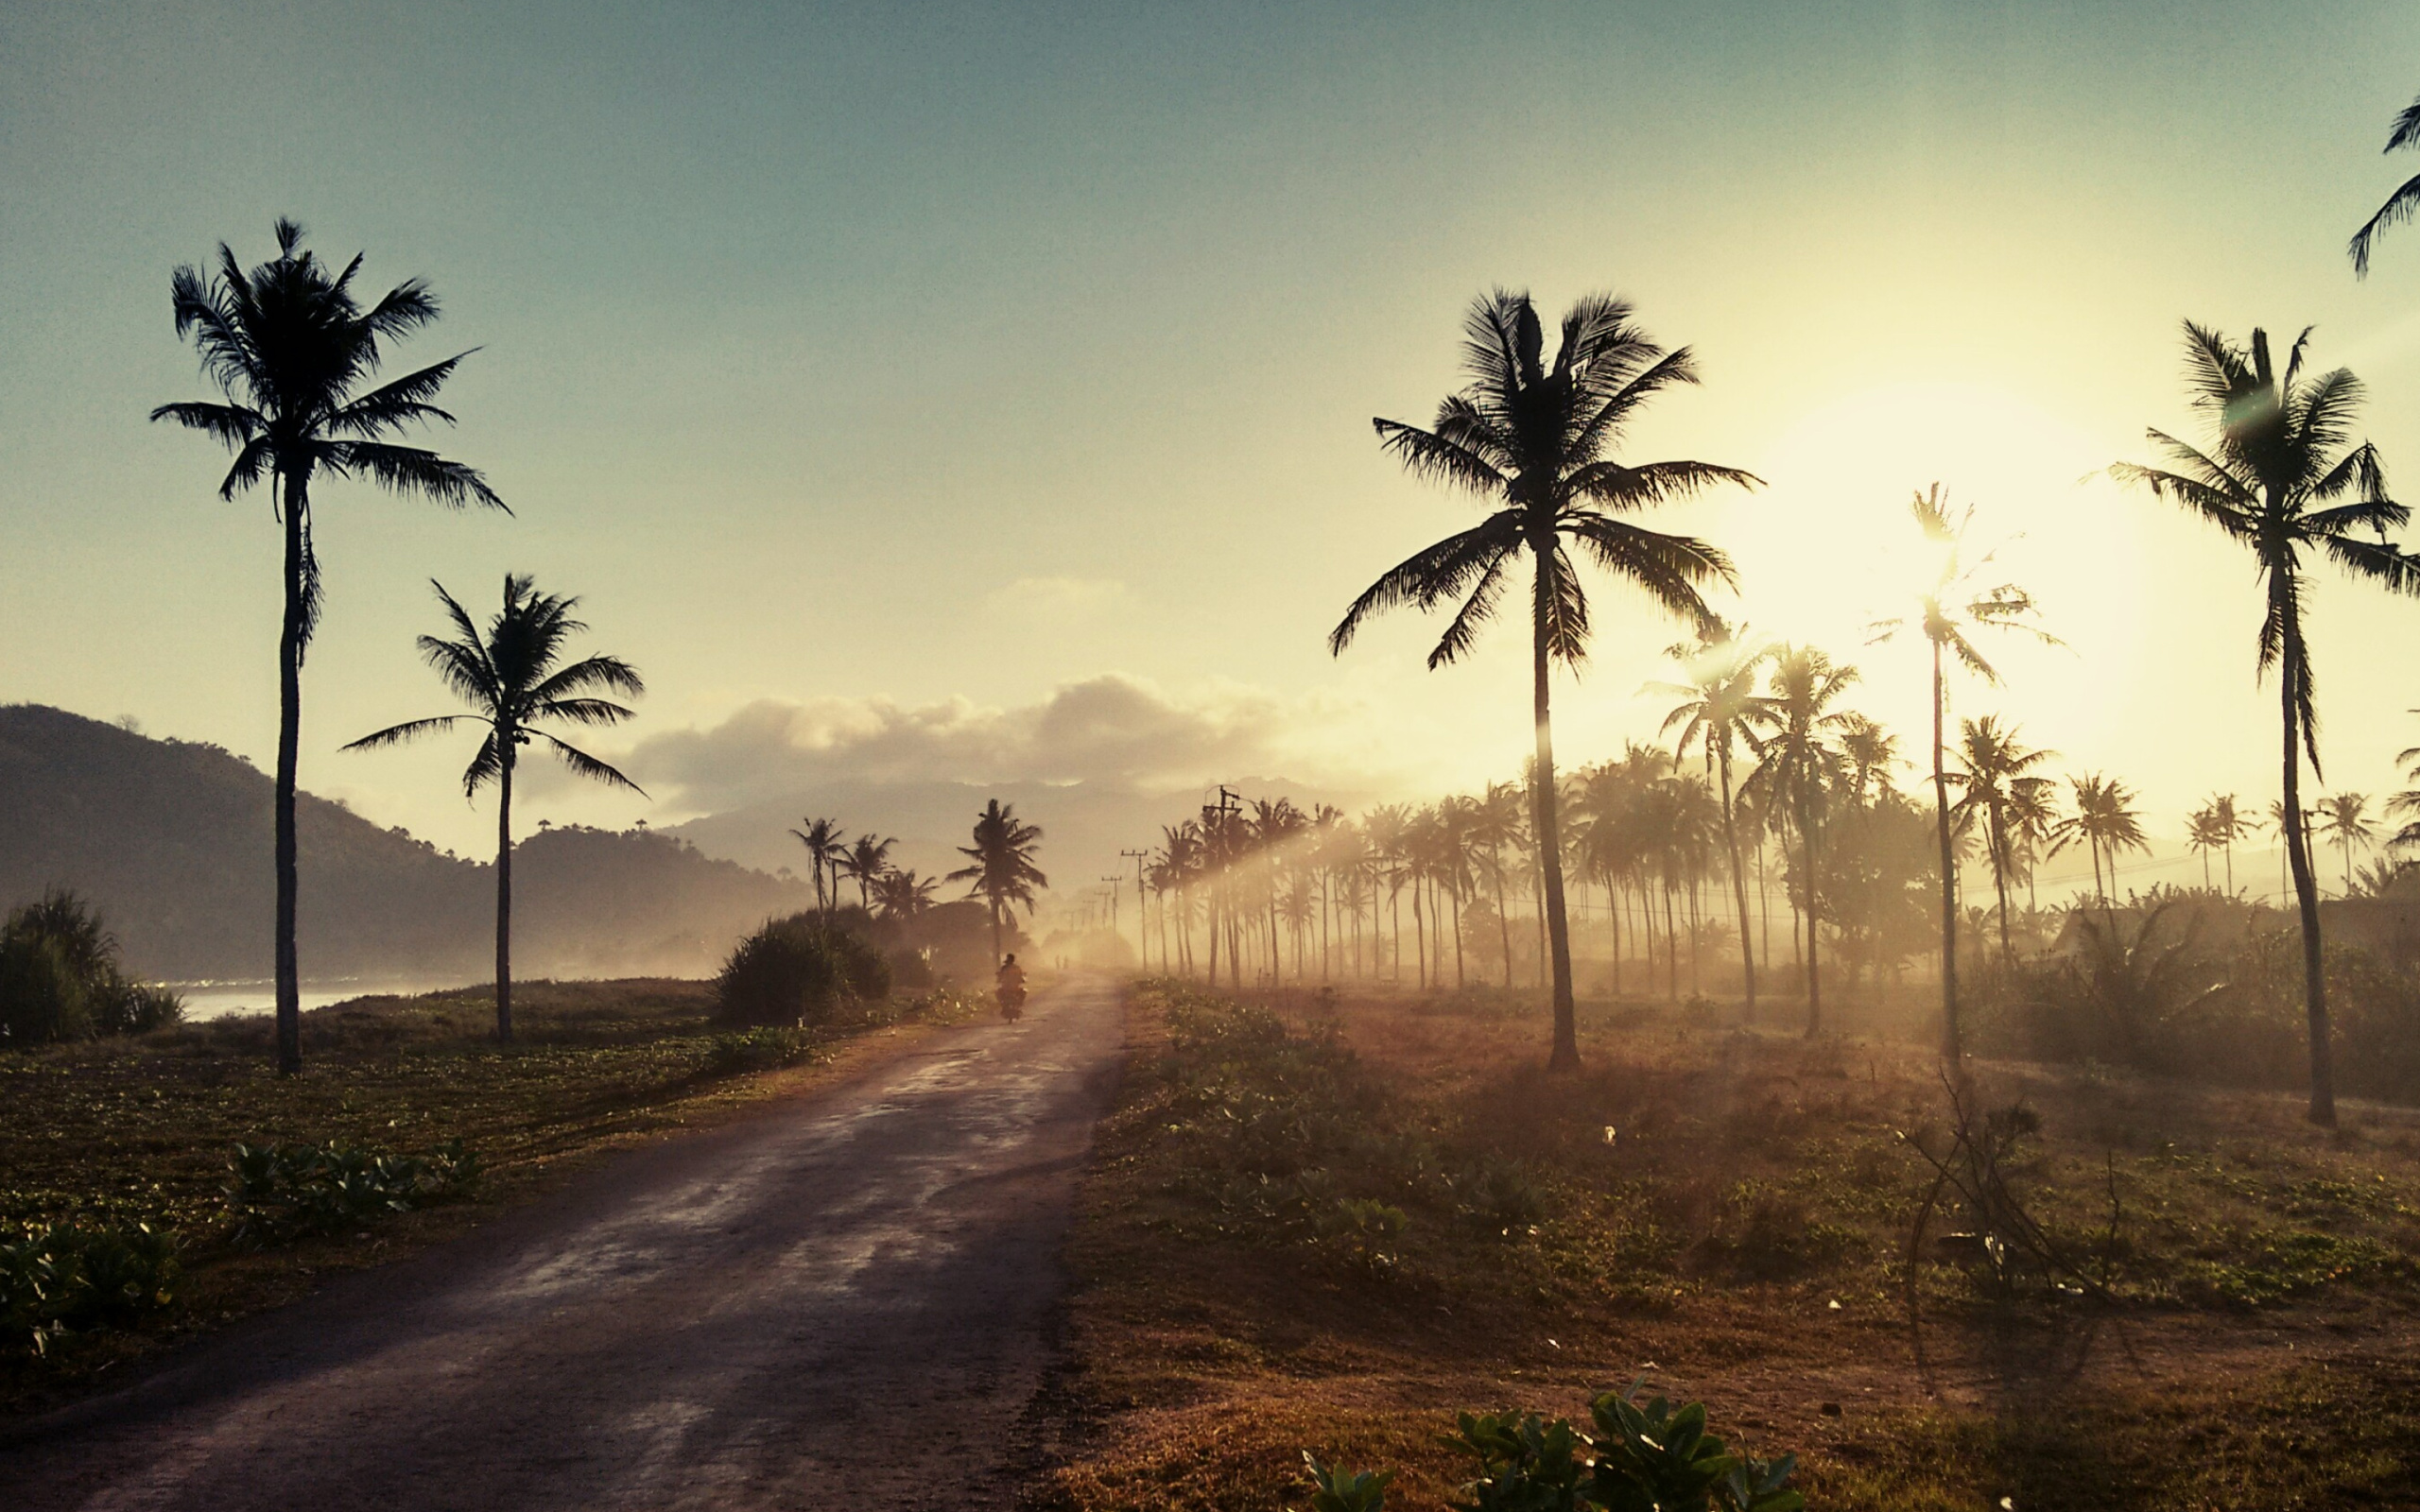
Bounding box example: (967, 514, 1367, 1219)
(1120, 848, 1150, 967)
(1100, 876, 1121, 942)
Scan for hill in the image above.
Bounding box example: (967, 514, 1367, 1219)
(0, 705, 811, 983)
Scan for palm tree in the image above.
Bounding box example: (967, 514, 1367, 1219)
(949, 799, 1047, 968)
(153, 219, 503, 1074)
(789, 817, 847, 918)
(872, 868, 938, 923)
(2317, 794, 2377, 895)
(1328, 289, 1758, 1069)
(841, 833, 897, 912)
(2113, 321, 2420, 1126)
(343, 576, 643, 1042)
(2204, 793, 2251, 894)
(2186, 805, 2222, 890)
(1743, 645, 1858, 1036)
(1652, 616, 1769, 1021)
(1947, 716, 2056, 963)
(2349, 94, 2420, 274)
(2049, 773, 2148, 904)
(1876, 483, 2055, 1063)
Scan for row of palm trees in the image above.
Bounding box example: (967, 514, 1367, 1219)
(1317, 278, 2419, 1128)
(786, 800, 1049, 967)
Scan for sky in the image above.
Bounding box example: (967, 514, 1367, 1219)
(9, 0, 2420, 902)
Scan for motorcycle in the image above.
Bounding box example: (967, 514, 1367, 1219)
(997, 983, 1027, 1022)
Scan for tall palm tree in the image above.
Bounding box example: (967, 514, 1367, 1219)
(344, 576, 643, 1042)
(2186, 805, 2222, 891)
(2113, 321, 2420, 1126)
(153, 219, 503, 1074)
(789, 817, 847, 919)
(2049, 773, 2148, 904)
(841, 833, 897, 912)
(1651, 616, 1770, 1021)
(2204, 793, 2251, 894)
(1743, 645, 1858, 1037)
(949, 799, 1047, 968)
(2317, 794, 2377, 895)
(1947, 715, 2055, 963)
(1328, 289, 1758, 1069)
(872, 868, 939, 923)
(1876, 484, 2055, 1063)
(2349, 94, 2420, 274)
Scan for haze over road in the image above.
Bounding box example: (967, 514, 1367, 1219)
(3, 975, 1125, 1511)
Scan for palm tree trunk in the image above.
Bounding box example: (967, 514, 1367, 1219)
(989, 895, 1004, 969)
(1931, 641, 1961, 1063)
(1606, 876, 1623, 997)
(1492, 849, 1513, 988)
(272, 472, 305, 1077)
(1413, 879, 1427, 989)
(1719, 747, 1757, 1024)
(1531, 605, 1579, 1069)
(495, 752, 515, 1042)
(1664, 885, 1678, 1003)
(1992, 816, 2014, 964)
(1798, 788, 1823, 1037)
(2281, 628, 2337, 1127)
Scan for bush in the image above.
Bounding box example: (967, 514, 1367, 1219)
(703, 1025, 822, 1075)
(0, 1219, 182, 1357)
(223, 1139, 482, 1248)
(0, 889, 182, 1046)
(715, 914, 891, 1026)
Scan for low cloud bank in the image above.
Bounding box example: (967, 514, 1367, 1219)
(625, 674, 1376, 814)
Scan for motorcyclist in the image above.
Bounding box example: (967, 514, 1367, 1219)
(996, 954, 1028, 1019)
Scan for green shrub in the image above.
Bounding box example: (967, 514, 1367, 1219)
(1309, 1387, 1799, 1512)
(0, 1219, 182, 1357)
(223, 1138, 481, 1248)
(0, 889, 182, 1045)
(704, 1025, 822, 1075)
(715, 914, 891, 1026)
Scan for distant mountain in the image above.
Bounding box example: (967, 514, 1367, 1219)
(0, 705, 812, 983)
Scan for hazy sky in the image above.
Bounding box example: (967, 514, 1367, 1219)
(9, 0, 2420, 896)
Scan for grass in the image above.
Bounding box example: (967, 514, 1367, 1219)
(0, 977, 973, 1413)
(1038, 979, 2420, 1511)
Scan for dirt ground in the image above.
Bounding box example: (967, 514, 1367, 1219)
(1, 975, 1124, 1512)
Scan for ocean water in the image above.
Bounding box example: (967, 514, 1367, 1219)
(166, 980, 464, 1022)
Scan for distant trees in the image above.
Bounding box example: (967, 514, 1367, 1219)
(1652, 617, 1768, 1021)
(1745, 645, 1858, 1036)
(841, 833, 898, 913)
(1949, 716, 2055, 963)
(345, 576, 645, 1042)
(153, 219, 501, 1074)
(1330, 288, 1758, 1070)
(950, 800, 1047, 967)
(789, 818, 847, 918)
(2049, 774, 2147, 904)
(2114, 320, 2420, 1126)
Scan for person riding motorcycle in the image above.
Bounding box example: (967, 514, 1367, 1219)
(995, 954, 1028, 1021)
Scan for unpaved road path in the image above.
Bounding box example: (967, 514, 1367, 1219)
(3, 975, 1125, 1511)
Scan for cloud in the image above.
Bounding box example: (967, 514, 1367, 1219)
(624, 674, 1374, 813)
(981, 575, 1135, 618)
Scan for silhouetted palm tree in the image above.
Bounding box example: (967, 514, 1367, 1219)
(1948, 716, 2055, 962)
(1329, 289, 1758, 1069)
(153, 219, 502, 1074)
(789, 817, 847, 919)
(1652, 616, 1770, 1021)
(2049, 773, 2147, 905)
(1743, 645, 1858, 1037)
(2204, 793, 2250, 894)
(949, 799, 1047, 967)
(841, 833, 897, 912)
(872, 868, 938, 923)
(344, 576, 642, 1041)
(2317, 794, 2377, 895)
(1876, 484, 2055, 1063)
(2113, 321, 2420, 1126)
(2350, 94, 2420, 274)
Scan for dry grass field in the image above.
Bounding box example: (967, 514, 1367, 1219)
(1037, 980, 2420, 1511)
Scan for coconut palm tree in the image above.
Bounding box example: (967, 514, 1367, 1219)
(152, 219, 503, 1074)
(1743, 645, 1858, 1037)
(2317, 794, 2377, 895)
(1947, 716, 2056, 963)
(2349, 94, 2420, 274)
(2204, 793, 2251, 894)
(949, 799, 1047, 968)
(872, 868, 938, 923)
(1328, 289, 1759, 1068)
(343, 576, 643, 1042)
(2113, 321, 2420, 1126)
(840, 833, 897, 912)
(789, 817, 847, 918)
(1651, 616, 1770, 1021)
(2049, 773, 2148, 905)
(1837, 715, 1901, 809)
(2186, 805, 2223, 891)
(1875, 483, 2056, 1062)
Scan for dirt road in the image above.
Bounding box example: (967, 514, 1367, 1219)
(3, 975, 1125, 1511)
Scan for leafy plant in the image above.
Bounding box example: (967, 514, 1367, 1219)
(223, 1138, 481, 1248)
(1444, 1408, 1593, 1512)
(0, 1220, 182, 1357)
(0, 889, 182, 1045)
(704, 1026, 822, 1075)
(715, 914, 891, 1027)
(1317, 1197, 1410, 1280)
(1298, 1452, 1394, 1512)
